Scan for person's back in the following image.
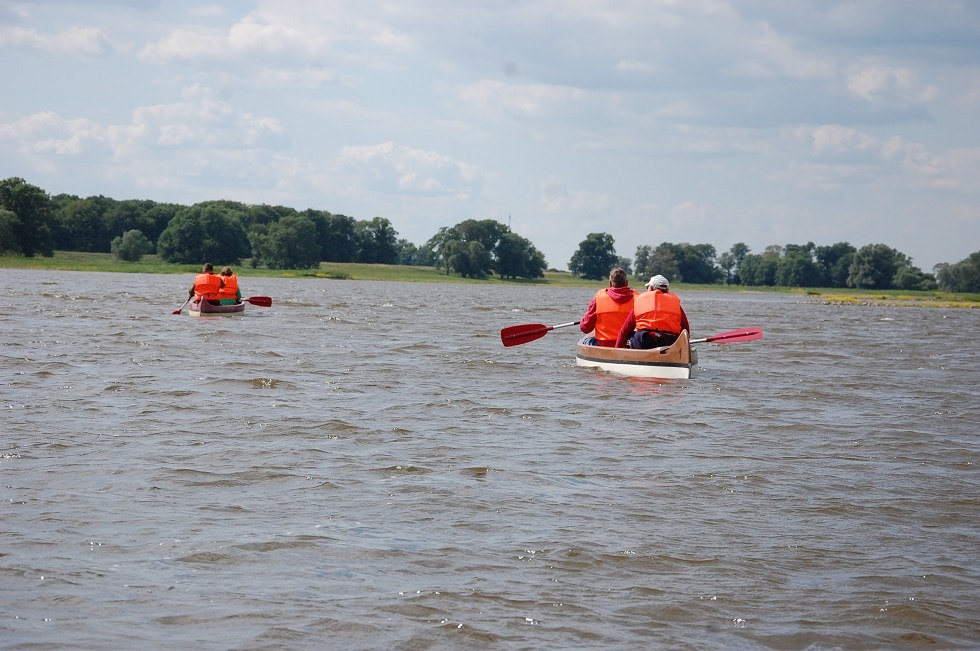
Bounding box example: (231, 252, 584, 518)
(580, 268, 637, 347)
(617, 274, 690, 349)
(217, 266, 241, 304)
(190, 263, 223, 303)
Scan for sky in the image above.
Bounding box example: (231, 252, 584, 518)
(1, 0, 979, 272)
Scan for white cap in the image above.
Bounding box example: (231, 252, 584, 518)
(646, 274, 669, 289)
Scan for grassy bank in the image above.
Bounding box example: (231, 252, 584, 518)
(2, 251, 977, 306)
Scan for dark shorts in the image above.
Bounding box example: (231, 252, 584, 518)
(628, 330, 679, 349)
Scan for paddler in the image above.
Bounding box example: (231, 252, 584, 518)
(578, 267, 638, 347)
(615, 274, 690, 349)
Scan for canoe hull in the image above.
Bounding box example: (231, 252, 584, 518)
(188, 299, 245, 317)
(575, 330, 696, 379)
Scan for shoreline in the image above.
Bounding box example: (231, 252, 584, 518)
(2, 251, 977, 308)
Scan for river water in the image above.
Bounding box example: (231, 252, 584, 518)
(1, 269, 977, 650)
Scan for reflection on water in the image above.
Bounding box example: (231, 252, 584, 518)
(1, 269, 978, 650)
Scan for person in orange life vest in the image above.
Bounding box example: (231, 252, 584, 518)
(217, 266, 242, 305)
(188, 262, 224, 304)
(615, 274, 690, 349)
(579, 267, 638, 347)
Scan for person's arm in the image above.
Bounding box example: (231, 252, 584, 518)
(615, 311, 636, 348)
(579, 298, 598, 334)
(680, 307, 690, 334)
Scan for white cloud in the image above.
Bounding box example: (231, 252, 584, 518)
(336, 141, 482, 196)
(0, 25, 110, 56)
(539, 176, 610, 214)
(847, 64, 938, 104)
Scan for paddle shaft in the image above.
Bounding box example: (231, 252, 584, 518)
(690, 327, 762, 344)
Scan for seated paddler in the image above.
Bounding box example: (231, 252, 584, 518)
(615, 274, 690, 349)
(188, 262, 224, 305)
(579, 267, 638, 347)
(217, 266, 242, 305)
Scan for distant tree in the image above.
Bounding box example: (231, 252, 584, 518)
(260, 214, 320, 269)
(935, 252, 980, 292)
(847, 244, 906, 289)
(450, 240, 492, 278)
(892, 266, 937, 291)
(54, 195, 114, 252)
(354, 216, 399, 264)
(647, 244, 680, 282)
(494, 231, 546, 279)
(395, 238, 421, 265)
(739, 253, 778, 286)
(104, 199, 169, 251)
(569, 232, 618, 280)
(157, 203, 250, 264)
(0, 208, 18, 254)
(634, 244, 653, 280)
(815, 242, 856, 288)
(776, 250, 822, 287)
(718, 252, 736, 284)
(0, 177, 54, 257)
(111, 229, 153, 262)
(718, 242, 751, 285)
(728, 242, 750, 270)
(311, 212, 356, 262)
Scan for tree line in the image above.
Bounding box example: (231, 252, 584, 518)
(1, 177, 977, 291)
(568, 232, 979, 292)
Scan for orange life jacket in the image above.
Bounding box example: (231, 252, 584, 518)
(593, 288, 637, 344)
(633, 289, 683, 334)
(218, 275, 239, 300)
(193, 272, 222, 300)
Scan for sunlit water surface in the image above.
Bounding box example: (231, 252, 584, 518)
(2, 270, 977, 650)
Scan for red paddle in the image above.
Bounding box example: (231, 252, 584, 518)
(171, 297, 191, 315)
(500, 320, 580, 347)
(690, 327, 763, 344)
(244, 296, 272, 307)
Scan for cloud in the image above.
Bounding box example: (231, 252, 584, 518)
(336, 141, 482, 196)
(0, 25, 111, 56)
(846, 64, 938, 105)
(539, 176, 610, 214)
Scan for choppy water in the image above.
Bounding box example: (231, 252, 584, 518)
(2, 269, 978, 650)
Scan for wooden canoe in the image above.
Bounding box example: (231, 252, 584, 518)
(575, 330, 697, 379)
(188, 298, 245, 317)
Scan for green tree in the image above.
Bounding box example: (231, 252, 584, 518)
(450, 240, 492, 278)
(54, 195, 114, 252)
(647, 244, 680, 282)
(0, 177, 54, 257)
(634, 244, 653, 280)
(260, 214, 320, 269)
(738, 252, 778, 286)
(111, 229, 153, 262)
(569, 232, 618, 280)
(157, 203, 250, 264)
(776, 250, 822, 287)
(0, 208, 19, 254)
(847, 243, 906, 289)
(935, 252, 980, 292)
(815, 242, 856, 288)
(494, 231, 546, 279)
(354, 217, 399, 264)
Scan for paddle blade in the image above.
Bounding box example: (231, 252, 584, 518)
(702, 327, 763, 344)
(500, 323, 549, 347)
(171, 308, 182, 315)
(245, 296, 272, 307)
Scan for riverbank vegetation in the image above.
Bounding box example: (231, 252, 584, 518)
(2, 250, 977, 307)
(2, 176, 978, 294)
